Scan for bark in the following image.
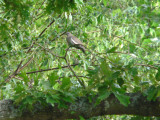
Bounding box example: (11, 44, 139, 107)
(0, 93, 159, 120)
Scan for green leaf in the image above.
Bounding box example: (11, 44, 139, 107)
(157, 86, 160, 97)
(98, 91, 110, 101)
(100, 60, 113, 81)
(46, 96, 56, 106)
(112, 84, 125, 93)
(106, 47, 118, 53)
(133, 75, 141, 85)
(14, 92, 28, 105)
(156, 67, 160, 81)
(129, 67, 138, 76)
(23, 96, 34, 105)
(48, 72, 59, 86)
(41, 81, 52, 90)
(112, 71, 121, 79)
(117, 78, 124, 86)
(87, 66, 99, 76)
(41, 59, 48, 66)
(103, 0, 107, 6)
(74, 0, 83, 5)
(97, 14, 103, 24)
(142, 39, 152, 46)
(33, 73, 41, 86)
(0, 89, 3, 100)
(146, 86, 157, 101)
(114, 92, 130, 107)
(79, 116, 85, 120)
(61, 77, 71, 89)
(14, 84, 25, 94)
(129, 44, 136, 53)
(62, 94, 74, 103)
(18, 72, 29, 84)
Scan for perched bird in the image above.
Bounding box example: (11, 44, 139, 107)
(66, 32, 86, 54)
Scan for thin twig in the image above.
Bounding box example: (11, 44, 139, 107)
(86, 30, 101, 34)
(0, 53, 7, 57)
(5, 61, 23, 82)
(135, 64, 158, 70)
(35, 43, 64, 58)
(37, 0, 46, 12)
(114, 35, 149, 51)
(51, 31, 66, 42)
(64, 48, 85, 88)
(65, 57, 85, 88)
(27, 17, 58, 53)
(64, 47, 70, 58)
(5, 56, 34, 82)
(19, 56, 34, 71)
(15, 60, 23, 73)
(4, 12, 60, 83)
(35, 14, 45, 21)
(106, 51, 137, 57)
(30, 0, 46, 25)
(59, 75, 89, 79)
(26, 63, 79, 74)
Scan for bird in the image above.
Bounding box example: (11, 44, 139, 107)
(66, 32, 86, 54)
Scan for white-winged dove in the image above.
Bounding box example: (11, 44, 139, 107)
(66, 32, 86, 54)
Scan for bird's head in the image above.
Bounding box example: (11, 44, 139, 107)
(66, 32, 71, 36)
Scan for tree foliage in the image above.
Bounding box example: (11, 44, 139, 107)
(0, 0, 160, 119)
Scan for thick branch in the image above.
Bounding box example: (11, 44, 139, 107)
(0, 93, 159, 120)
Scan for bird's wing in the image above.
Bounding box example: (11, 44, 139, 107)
(71, 36, 83, 45)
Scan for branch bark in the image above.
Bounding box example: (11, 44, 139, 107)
(0, 93, 159, 120)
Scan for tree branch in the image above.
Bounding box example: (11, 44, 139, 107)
(135, 64, 158, 70)
(27, 17, 59, 53)
(63, 47, 85, 88)
(64, 58, 85, 88)
(0, 93, 159, 119)
(18, 56, 34, 71)
(26, 63, 79, 74)
(5, 16, 59, 82)
(5, 61, 23, 82)
(58, 75, 89, 79)
(113, 35, 149, 51)
(35, 43, 64, 58)
(51, 31, 66, 42)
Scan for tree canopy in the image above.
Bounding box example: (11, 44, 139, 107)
(0, 0, 160, 119)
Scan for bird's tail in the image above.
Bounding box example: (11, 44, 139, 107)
(78, 45, 86, 55)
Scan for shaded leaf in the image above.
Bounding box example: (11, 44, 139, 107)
(98, 91, 110, 101)
(106, 47, 118, 53)
(114, 92, 130, 107)
(48, 72, 59, 86)
(117, 78, 124, 86)
(146, 85, 157, 101)
(155, 67, 160, 81)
